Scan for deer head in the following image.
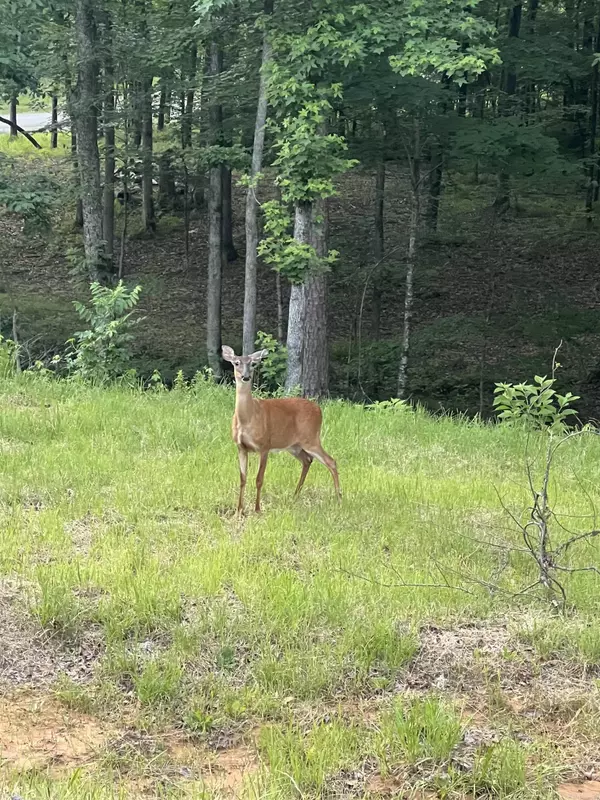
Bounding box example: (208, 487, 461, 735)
(222, 346, 269, 384)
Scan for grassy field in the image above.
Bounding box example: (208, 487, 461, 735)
(0, 374, 599, 797)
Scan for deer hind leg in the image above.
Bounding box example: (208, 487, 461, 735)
(304, 443, 341, 502)
(237, 446, 248, 514)
(289, 446, 313, 497)
(255, 451, 269, 513)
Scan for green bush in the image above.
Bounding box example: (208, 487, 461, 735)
(68, 281, 143, 384)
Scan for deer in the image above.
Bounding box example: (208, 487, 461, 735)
(222, 345, 341, 514)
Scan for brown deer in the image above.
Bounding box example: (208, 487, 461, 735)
(222, 345, 341, 513)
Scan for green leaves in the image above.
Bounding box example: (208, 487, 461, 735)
(258, 200, 337, 284)
(69, 282, 144, 384)
(493, 375, 580, 432)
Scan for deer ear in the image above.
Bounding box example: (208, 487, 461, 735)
(250, 349, 269, 361)
(222, 345, 236, 362)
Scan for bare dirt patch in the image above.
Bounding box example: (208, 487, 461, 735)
(195, 743, 259, 794)
(559, 781, 600, 800)
(404, 622, 598, 703)
(0, 691, 111, 772)
(399, 621, 600, 779)
(0, 578, 101, 688)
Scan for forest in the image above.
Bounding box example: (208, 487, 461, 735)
(3, 1, 600, 799)
(2, 0, 600, 412)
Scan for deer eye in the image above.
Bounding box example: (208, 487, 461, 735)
(251, 362, 257, 368)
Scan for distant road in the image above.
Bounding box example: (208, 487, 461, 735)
(0, 111, 67, 133)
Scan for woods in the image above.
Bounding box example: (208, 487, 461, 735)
(1, 0, 600, 410)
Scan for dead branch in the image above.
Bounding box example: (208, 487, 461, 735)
(0, 117, 42, 149)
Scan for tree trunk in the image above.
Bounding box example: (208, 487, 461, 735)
(181, 44, 197, 149)
(70, 126, 84, 227)
(302, 200, 329, 398)
(9, 96, 17, 138)
(276, 270, 284, 342)
(141, 77, 155, 232)
(586, 18, 600, 213)
(157, 82, 167, 131)
(371, 157, 385, 340)
(397, 122, 421, 399)
(243, 0, 273, 355)
(72, 0, 104, 281)
(206, 41, 224, 379)
(207, 163, 224, 378)
(103, 40, 115, 270)
(495, 0, 522, 209)
(284, 202, 312, 393)
(158, 149, 176, 211)
(505, 2, 522, 96)
(51, 95, 58, 148)
(131, 82, 142, 149)
(119, 82, 130, 280)
(222, 165, 238, 262)
(425, 142, 443, 232)
(457, 83, 467, 116)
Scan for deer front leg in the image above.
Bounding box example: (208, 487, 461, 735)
(255, 451, 269, 513)
(237, 446, 248, 514)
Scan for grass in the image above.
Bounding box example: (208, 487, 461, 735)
(0, 131, 71, 156)
(0, 374, 599, 796)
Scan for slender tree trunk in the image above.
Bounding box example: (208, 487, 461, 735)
(70, 121, 84, 227)
(425, 142, 443, 232)
(72, 0, 104, 281)
(158, 149, 176, 210)
(207, 41, 224, 378)
(141, 77, 155, 232)
(131, 82, 142, 149)
(586, 17, 600, 214)
(164, 89, 171, 126)
(51, 95, 58, 148)
(457, 83, 467, 116)
(371, 157, 385, 340)
(495, 0, 522, 209)
(103, 37, 115, 270)
(505, 2, 522, 96)
(9, 96, 17, 138)
(181, 44, 197, 148)
(397, 122, 421, 399)
(207, 163, 224, 377)
(276, 271, 284, 342)
(222, 165, 237, 262)
(157, 82, 167, 131)
(119, 83, 129, 279)
(243, 0, 273, 355)
(302, 199, 329, 398)
(285, 202, 312, 392)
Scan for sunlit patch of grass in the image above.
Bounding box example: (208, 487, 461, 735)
(0, 131, 71, 156)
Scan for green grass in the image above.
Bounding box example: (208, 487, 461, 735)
(0, 374, 599, 796)
(0, 131, 71, 156)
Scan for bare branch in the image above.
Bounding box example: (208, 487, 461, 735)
(337, 565, 475, 596)
(0, 116, 42, 149)
(555, 529, 600, 555)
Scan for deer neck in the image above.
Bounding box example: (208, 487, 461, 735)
(235, 380, 256, 426)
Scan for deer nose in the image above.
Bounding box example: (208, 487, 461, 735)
(242, 376, 251, 383)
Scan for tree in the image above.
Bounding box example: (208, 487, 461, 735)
(242, 0, 273, 356)
(206, 40, 225, 379)
(71, 0, 105, 281)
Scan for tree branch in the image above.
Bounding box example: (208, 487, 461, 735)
(0, 117, 42, 149)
